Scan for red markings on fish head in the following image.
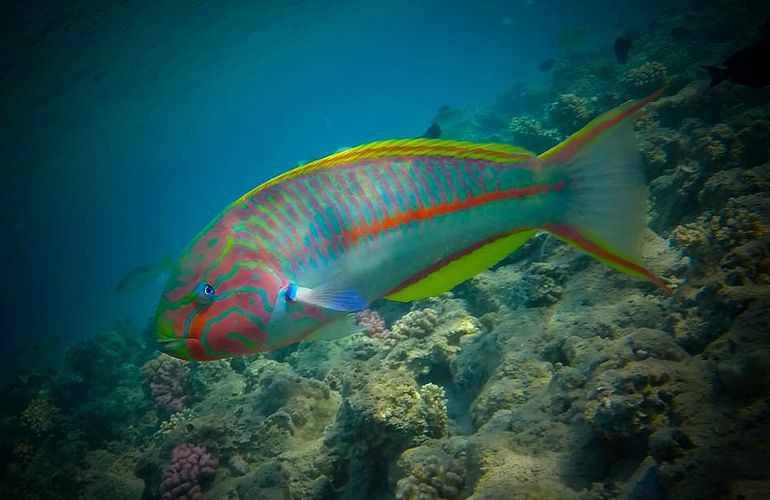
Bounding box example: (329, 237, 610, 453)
(155, 224, 283, 361)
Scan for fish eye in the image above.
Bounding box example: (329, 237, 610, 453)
(195, 282, 216, 303)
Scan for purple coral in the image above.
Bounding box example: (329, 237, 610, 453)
(356, 309, 390, 339)
(142, 356, 190, 413)
(159, 443, 218, 500)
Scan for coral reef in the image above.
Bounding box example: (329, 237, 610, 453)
(141, 356, 191, 414)
(394, 454, 465, 500)
(621, 61, 669, 98)
(158, 443, 218, 500)
(2, 2, 770, 499)
(21, 396, 60, 436)
(356, 309, 391, 339)
(547, 93, 591, 135)
(391, 308, 439, 338)
(507, 115, 559, 153)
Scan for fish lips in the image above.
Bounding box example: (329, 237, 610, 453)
(156, 336, 192, 360)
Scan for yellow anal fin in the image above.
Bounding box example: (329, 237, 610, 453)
(386, 229, 538, 302)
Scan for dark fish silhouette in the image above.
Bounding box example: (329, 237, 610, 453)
(703, 39, 770, 87)
(421, 105, 467, 139)
(614, 36, 633, 64)
(116, 255, 174, 292)
(539, 58, 556, 71)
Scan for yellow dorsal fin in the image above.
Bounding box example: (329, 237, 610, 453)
(236, 139, 536, 206)
(386, 229, 538, 302)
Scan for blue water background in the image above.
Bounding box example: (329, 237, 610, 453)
(1, 0, 685, 373)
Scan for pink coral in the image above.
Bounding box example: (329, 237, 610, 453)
(159, 443, 218, 500)
(141, 356, 190, 413)
(356, 309, 390, 339)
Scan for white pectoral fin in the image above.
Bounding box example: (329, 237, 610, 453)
(303, 314, 361, 342)
(291, 277, 368, 312)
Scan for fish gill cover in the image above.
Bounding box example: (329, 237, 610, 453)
(1, 0, 770, 499)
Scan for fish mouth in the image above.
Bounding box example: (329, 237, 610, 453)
(156, 337, 192, 360)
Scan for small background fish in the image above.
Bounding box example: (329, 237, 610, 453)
(116, 255, 174, 292)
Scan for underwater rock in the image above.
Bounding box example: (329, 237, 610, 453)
(461, 433, 575, 498)
(637, 120, 687, 179)
(627, 328, 688, 362)
(383, 300, 482, 379)
(470, 353, 553, 430)
(692, 122, 744, 171)
(619, 457, 668, 500)
(582, 360, 680, 440)
(699, 164, 770, 210)
(335, 368, 447, 453)
(506, 262, 567, 308)
(81, 472, 144, 500)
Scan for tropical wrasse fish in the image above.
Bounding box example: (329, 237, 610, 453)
(155, 91, 667, 361)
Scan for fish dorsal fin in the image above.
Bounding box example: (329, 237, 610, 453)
(386, 229, 538, 302)
(234, 139, 536, 206)
(304, 139, 536, 172)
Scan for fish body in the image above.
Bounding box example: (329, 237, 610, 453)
(155, 92, 665, 361)
(704, 39, 770, 87)
(116, 255, 174, 292)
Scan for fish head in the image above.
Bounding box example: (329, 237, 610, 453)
(154, 229, 283, 361)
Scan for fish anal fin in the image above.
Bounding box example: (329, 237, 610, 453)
(386, 229, 538, 302)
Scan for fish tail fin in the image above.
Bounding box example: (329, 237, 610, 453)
(538, 90, 669, 290)
(702, 65, 728, 87)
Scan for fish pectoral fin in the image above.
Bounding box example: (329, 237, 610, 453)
(291, 279, 368, 312)
(303, 315, 360, 342)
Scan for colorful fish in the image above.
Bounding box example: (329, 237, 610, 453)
(155, 91, 666, 361)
